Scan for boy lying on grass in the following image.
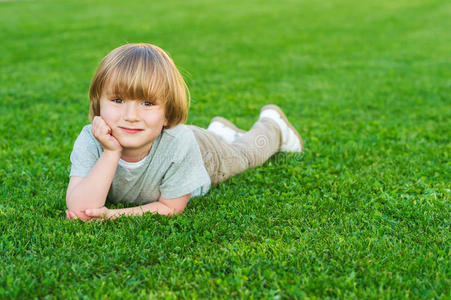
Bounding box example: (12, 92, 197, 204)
(65, 43, 303, 221)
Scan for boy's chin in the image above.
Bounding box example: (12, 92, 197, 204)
(118, 140, 153, 150)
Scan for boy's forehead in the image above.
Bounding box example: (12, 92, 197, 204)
(101, 84, 163, 103)
(102, 84, 115, 96)
(100, 75, 164, 102)
(101, 81, 128, 97)
(103, 80, 121, 94)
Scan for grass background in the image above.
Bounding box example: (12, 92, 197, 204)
(0, 0, 450, 298)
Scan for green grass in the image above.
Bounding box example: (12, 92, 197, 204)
(0, 0, 450, 298)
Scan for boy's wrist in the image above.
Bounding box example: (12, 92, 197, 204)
(102, 149, 122, 160)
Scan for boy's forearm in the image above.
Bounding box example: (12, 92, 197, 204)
(66, 150, 121, 212)
(111, 201, 179, 218)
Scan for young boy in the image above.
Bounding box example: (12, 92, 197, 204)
(65, 43, 303, 221)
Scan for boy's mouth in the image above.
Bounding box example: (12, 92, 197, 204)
(119, 127, 144, 134)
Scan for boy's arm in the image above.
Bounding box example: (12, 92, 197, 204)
(66, 116, 122, 216)
(84, 193, 190, 219)
(66, 150, 121, 213)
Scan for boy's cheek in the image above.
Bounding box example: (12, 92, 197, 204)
(99, 115, 114, 127)
(99, 105, 118, 123)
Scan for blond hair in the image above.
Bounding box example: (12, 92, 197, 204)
(89, 43, 190, 128)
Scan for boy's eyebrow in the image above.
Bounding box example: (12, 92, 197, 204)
(102, 82, 161, 102)
(103, 91, 161, 103)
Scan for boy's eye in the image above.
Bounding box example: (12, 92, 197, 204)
(112, 98, 123, 104)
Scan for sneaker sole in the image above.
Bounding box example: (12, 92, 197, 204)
(211, 117, 246, 133)
(260, 104, 304, 152)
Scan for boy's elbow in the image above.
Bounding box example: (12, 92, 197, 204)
(173, 207, 186, 215)
(65, 195, 77, 211)
(65, 195, 101, 214)
(164, 204, 187, 217)
(164, 205, 185, 216)
(162, 204, 186, 217)
(159, 194, 190, 216)
(65, 194, 84, 212)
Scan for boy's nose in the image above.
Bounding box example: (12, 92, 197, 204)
(123, 102, 139, 121)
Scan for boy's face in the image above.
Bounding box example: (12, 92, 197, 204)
(99, 87, 168, 156)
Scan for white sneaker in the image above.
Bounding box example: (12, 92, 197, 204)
(207, 117, 246, 143)
(259, 104, 303, 152)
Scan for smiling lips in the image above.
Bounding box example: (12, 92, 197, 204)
(119, 127, 144, 134)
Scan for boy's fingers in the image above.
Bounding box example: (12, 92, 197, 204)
(92, 118, 109, 137)
(86, 208, 109, 219)
(66, 210, 75, 220)
(85, 209, 98, 216)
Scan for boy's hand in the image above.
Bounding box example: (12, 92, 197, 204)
(85, 206, 117, 220)
(92, 116, 122, 152)
(65, 209, 92, 222)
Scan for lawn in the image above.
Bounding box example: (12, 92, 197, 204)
(0, 0, 450, 298)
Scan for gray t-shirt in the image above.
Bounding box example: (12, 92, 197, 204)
(69, 124, 211, 204)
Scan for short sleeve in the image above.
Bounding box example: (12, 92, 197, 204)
(159, 130, 211, 199)
(69, 125, 102, 178)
